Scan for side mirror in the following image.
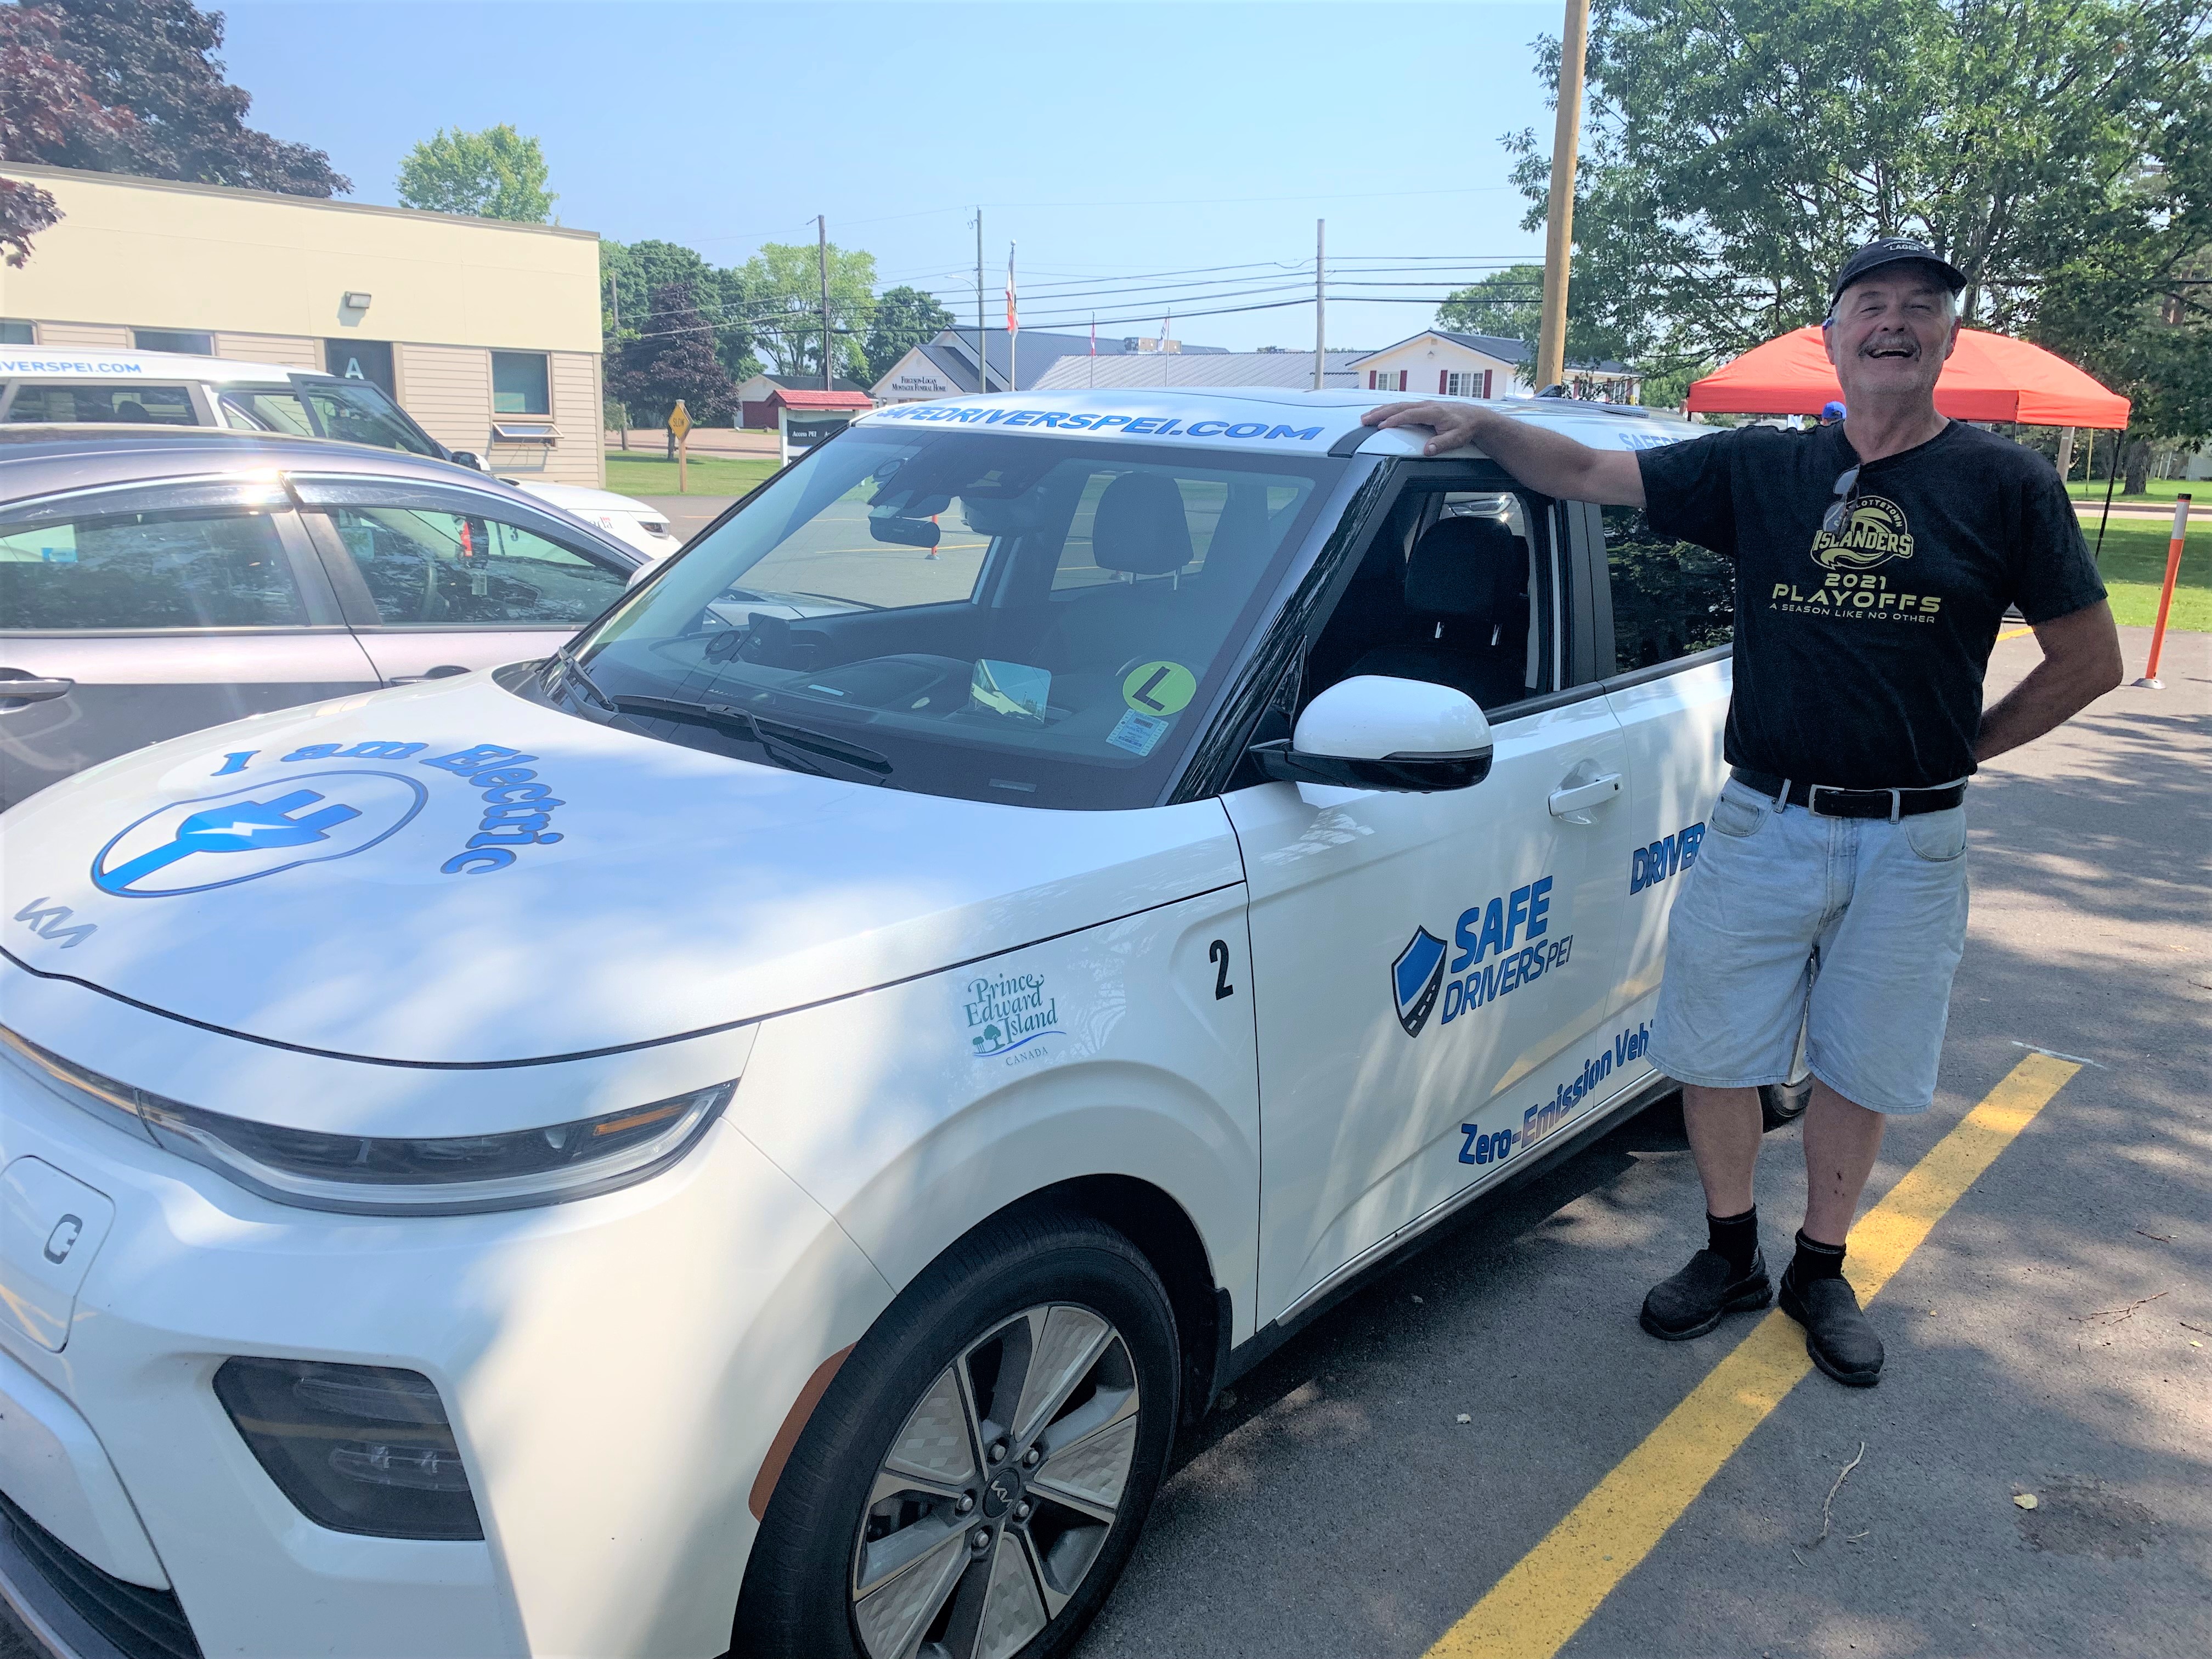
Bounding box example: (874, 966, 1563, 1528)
(1248, 675, 1493, 792)
(449, 450, 486, 471)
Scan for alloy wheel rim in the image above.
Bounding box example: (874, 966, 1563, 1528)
(850, 1302, 1142, 1659)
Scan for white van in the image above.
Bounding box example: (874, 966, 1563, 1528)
(0, 348, 680, 559)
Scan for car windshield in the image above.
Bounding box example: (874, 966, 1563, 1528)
(289, 376, 442, 456)
(562, 424, 1343, 809)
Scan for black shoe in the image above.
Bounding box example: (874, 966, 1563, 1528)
(1779, 1265, 1884, 1386)
(1640, 1246, 1772, 1341)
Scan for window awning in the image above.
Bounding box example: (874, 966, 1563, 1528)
(489, 422, 560, 443)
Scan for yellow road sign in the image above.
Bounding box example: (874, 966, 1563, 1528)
(667, 401, 692, 441)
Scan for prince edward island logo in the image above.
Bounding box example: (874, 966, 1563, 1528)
(1811, 495, 1915, 572)
(1392, 927, 1448, 1037)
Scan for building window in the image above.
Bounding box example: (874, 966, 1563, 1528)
(1442, 371, 1492, 398)
(491, 352, 551, 415)
(133, 329, 214, 356)
(1, 320, 32, 345)
(1367, 369, 1409, 391)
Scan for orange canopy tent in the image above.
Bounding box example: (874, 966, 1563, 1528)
(1684, 325, 2129, 428)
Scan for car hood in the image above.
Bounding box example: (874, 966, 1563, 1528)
(0, 675, 1240, 1066)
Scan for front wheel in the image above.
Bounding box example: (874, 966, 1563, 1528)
(735, 1211, 1180, 1659)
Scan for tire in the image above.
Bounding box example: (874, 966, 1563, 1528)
(733, 1210, 1181, 1659)
(1760, 1075, 1812, 1131)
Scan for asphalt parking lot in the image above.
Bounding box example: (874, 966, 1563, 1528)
(1075, 624, 2209, 1659)
(3, 627, 2202, 1659)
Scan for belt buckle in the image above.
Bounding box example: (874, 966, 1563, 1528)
(1806, 783, 1843, 817)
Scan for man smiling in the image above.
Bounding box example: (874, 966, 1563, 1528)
(1363, 236, 2121, 1385)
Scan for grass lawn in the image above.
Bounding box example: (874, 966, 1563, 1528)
(2065, 476, 2204, 506)
(605, 451, 780, 497)
(2082, 514, 2208, 631)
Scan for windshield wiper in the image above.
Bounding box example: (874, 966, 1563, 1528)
(610, 693, 893, 780)
(546, 644, 616, 714)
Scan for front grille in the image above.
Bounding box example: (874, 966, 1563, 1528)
(0, 1487, 201, 1659)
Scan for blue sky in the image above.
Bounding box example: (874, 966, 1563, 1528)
(222, 1, 1563, 351)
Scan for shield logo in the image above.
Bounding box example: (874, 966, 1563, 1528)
(1391, 927, 1448, 1038)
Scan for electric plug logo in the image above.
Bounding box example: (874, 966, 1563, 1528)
(91, 771, 428, 897)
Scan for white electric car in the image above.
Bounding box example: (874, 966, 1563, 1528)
(0, 388, 1773, 1659)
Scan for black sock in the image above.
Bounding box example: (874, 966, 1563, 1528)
(1706, 1206, 1759, 1273)
(1792, 1229, 1846, 1282)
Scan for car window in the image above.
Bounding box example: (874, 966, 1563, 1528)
(1601, 505, 1734, 671)
(218, 386, 318, 437)
(1305, 486, 1549, 714)
(721, 472, 990, 612)
(564, 426, 1342, 809)
(0, 508, 304, 631)
(4, 382, 200, 425)
(324, 505, 628, 628)
(297, 380, 441, 456)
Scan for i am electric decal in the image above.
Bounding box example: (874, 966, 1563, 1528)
(84, 737, 568, 899)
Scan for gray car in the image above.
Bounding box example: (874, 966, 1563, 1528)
(0, 426, 643, 808)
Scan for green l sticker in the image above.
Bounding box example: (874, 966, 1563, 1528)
(1121, 661, 1197, 715)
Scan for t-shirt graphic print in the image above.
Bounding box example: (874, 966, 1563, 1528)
(1637, 420, 2104, 790)
(1773, 490, 1942, 624)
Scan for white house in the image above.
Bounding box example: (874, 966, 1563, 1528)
(1346, 329, 1644, 404)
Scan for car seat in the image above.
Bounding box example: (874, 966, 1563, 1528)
(1034, 472, 1198, 670)
(1348, 514, 1531, 708)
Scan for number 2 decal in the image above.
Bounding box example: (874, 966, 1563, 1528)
(1208, 938, 1235, 1000)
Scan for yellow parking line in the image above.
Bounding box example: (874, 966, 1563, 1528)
(1997, 625, 2034, 642)
(1424, 1052, 2082, 1659)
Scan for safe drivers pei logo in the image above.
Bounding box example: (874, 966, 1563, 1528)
(1391, 927, 1448, 1038)
(1810, 494, 1915, 572)
(90, 771, 427, 898)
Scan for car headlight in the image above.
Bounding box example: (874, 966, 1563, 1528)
(1, 1024, 733, 1215)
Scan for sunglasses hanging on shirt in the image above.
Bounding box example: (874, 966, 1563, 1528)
(1821, 465, 1863, 535)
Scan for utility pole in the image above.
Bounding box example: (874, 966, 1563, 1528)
(975, 208, 987, 393)
(1537, 0, 1592, 393)
(817, 215, 833, 391)
(1313, 218, 1327, 390)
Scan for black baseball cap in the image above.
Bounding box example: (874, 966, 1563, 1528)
(1827, 236, 1967, 311)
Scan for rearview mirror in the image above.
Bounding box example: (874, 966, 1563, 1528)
(1248, 675, 1493, 792)
(449, 450, 486, 471)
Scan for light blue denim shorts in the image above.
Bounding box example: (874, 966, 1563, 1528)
(1646, 775, 1970, 1115)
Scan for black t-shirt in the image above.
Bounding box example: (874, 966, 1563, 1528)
(1637, 420, 2105, 788)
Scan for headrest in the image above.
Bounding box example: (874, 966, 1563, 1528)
(1405, 514, 1526, 616)
(1091, 472, 1193, 575)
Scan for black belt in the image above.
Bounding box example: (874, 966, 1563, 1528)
(1730, 768, 1965, 819)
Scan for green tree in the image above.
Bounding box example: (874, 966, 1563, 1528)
(397, 123, 553, 222)
(10, 0, 345, 196)
(864, 285, 955, 383)
(601, 239, 757, 385)
(741, 240, 878, 381)
(1509, 0, 2212, 381)
(606, 280, 736, 450)
(1436, 264, 1544, 347)
(1, 4, 136, 263)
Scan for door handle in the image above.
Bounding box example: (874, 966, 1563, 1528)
(391, 665, 471, 684)
(0, 675, 74, 704)
(1548, 772, 1622, 817)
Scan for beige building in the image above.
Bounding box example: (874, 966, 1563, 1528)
(0, 163, 604, 484)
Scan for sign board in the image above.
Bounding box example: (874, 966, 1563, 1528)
(667, 400, 692, 441)
(779, 409, 853, 464)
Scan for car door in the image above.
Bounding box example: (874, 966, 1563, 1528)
(0, 477, 378, 809)
(1226, 467, 1641, 1323)
(1587, 502, 1736, 1020)
(289, 475, 639, 683)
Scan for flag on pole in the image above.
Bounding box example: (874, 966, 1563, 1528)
(1005, 242, 1018, 393)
